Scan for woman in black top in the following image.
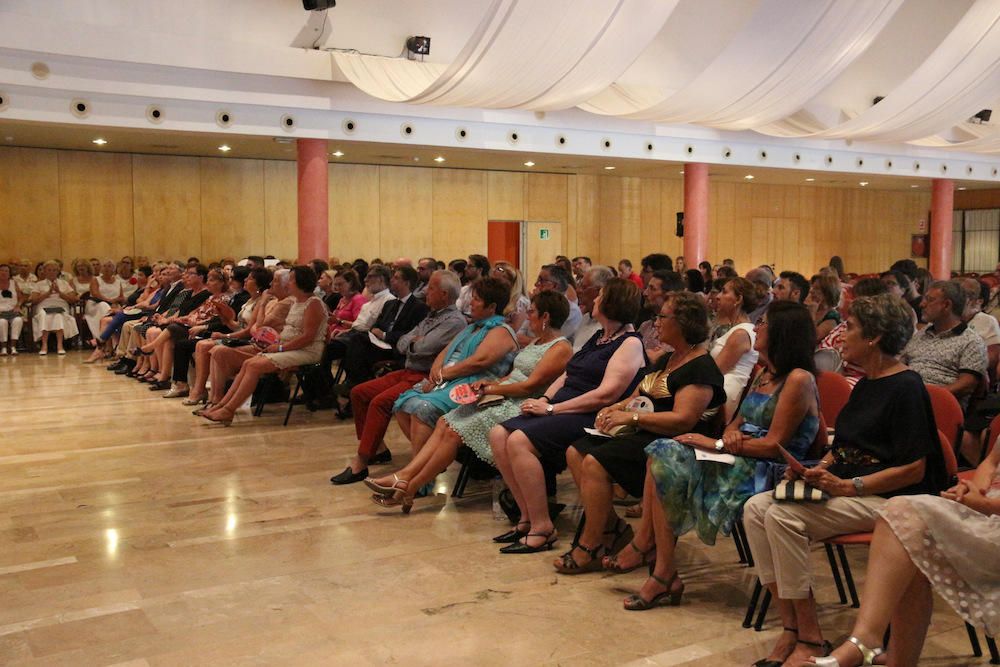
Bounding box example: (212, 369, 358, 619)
(744, 294, 948, 667)
(554, 292, 726, 574)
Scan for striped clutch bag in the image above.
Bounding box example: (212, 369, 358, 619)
(773, 480, 829, 502)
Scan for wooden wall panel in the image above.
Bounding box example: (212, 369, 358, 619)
(58, 151, 134, 260)
(432, 168, 488, 261)
(660, 179, 684, 260)
(487, 171, 524, 221)
(525, 173, 569, 259)
(597, 176, 623, 266)
(329, 163, 380, 262)
(0, 147, 61, 261)
(132, 155, 201, 261)
(639, 178, 662, 262)
(379, 166, 432, 261)
(955, 188, 1000, 210)
(619, 177, 642, 265)
(571, 175, 600, 262)
(199, 158, 265, 261)
(263, 160, 298, 261)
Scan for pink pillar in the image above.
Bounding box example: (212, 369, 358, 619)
(297, 138, 329, 263)
(929, 178, 955, 280)
(683, 162, 709, 267)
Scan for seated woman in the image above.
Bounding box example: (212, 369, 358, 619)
(489, 278, 646, 553)
(31, 260, 80, 355)
(555, 292, 726, 572)
(0, 264, 24, 355)
(390, 277, 519, 453)
(744, 294, 950, 666)
(612, 301, 821, 611)
(807, 273, 842, 340)
(184, 267, 272, 406)
(709, 276, 760, 421)
(86, 265, 160, 363)
(492, 261, 530, 332)
(323, 268, 366, 339)
(201, 266, 326, 425)
(366, 291, 573, 512)
(84, 259, 125, 349)
(808, 443, 1000, 667)
(816, 278, 887, 385)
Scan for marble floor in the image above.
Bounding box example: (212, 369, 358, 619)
(0, 352, 988, 666)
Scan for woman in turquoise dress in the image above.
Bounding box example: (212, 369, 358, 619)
(609, 301, 823, 611)
(385, 277, 519, 461)
(368, 292, 574, 512)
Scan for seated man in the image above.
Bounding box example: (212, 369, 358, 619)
(573, 265, 614, 352)
(331, 270, 467, 484)
(636, 270, 683, 362)
(901, 280, 987, 411)
(341, 265, 429, 387)
(516, 264, 581, 346)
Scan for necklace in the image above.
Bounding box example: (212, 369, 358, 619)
(665, 344, 699, 372)
(597, 323, 628, 345)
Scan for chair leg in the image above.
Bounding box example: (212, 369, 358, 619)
(743, 579, 763, 628)
(754, 588, 772, 631)
(733, 528, 747, 565)
(283, 373, 301, 427)
(967, 622, 983, 658)
(451, 447, 471, 498)
(986, 634, 999, 664)
(740, 521, 755, 568)
(836, 544, 860, 608)
(824, 543, 848, 605)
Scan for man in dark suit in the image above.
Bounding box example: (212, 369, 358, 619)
(342, 265, 429, 386)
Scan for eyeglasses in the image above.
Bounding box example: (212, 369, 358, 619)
(535, 278, 555, 286)
(654, 313, 675, 321)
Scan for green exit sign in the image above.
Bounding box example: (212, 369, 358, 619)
(539, 228, 550, 240)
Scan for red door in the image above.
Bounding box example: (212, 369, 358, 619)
(487, 220, 521, 269)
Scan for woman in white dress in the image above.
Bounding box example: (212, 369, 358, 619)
(709, 277, 759, 422)
(31, 261, 79, 355)
(0, 264, 23, 355)
(809, 440, 1000, 666)
(85, 259, 125, 347)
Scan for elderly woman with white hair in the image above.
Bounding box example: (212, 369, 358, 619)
(84, 259, 125, 348)
(30, 261, 79, 355)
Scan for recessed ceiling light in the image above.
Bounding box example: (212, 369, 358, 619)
(678, 170, 685, 175)
(92, 138, 107, 145)
(604, 166, 616, 170)
(331, 150, 344, 157)
(524, 161, 535, 167)
(958, 186, 968, 190)
(218, 145, 231, 152)
(910, 184, 920, 188)
(859, 181, 869, 187)
(744, 174, 754, 180)
(433, 156, 446, 163)
(804, 177, 815, 182)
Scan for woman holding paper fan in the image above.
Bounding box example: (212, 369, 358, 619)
(364, 291, 573, 512)
(611, 300, 821, 612)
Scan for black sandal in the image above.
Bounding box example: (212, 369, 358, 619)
(493, 522, 530, 544)
(752, 627, 798, 667)
(604, 517, 635, 556)
(553, 542, 605, 574)
(499, 531, 556, 554)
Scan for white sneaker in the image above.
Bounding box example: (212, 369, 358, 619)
(38, 349, 47, 356)
(9, 348, 16, 355)
(57, 349, 66, 355)
(0, 349, 6, 356)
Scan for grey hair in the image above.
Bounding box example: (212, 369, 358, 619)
(587, 265, 615, 288)
(170, 260, 185, 270)
(273, 268, 291, 286)
(851, 294, 914, 356)
(433, 269, 461, 302)
(933, 280, 965, 317)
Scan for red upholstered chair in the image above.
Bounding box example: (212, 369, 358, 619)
(816, 371, 851, 427)
(925, 384, 964, 456)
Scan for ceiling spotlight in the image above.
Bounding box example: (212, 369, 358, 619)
(859, 181, 869, 187)
(910, 184, 920, 188)
(678, 170, 685, 175)
(744, 174, 754, 180)
(433, 156, 446, 163)
(604, 166, 616, 171)
(218, 145, 231, 152)
(405, 35, 431, 58)
(958, 186, 968, 190)
(331, 150, 344, 157)
(804, 177, 815, 182)
(92, 138, 108, 145)
(524, 161, 535, 167)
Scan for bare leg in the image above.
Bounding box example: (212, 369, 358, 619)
(206, 356, 278, 417)
(373, 420, 448, 485)
(55, 329, 64, 352)
(39, 329, 49, 353)
(409, 418, 435, 454)
(632, 467, 685, 603)
(782, 593, 823, 665)
(506, 430, 553, 547)
(405, 425, 463, 490)
(571, 454, 616, 561)
(158, 340, 175, 382)
(491, 425, 530, 522)
(190, 340, 214, 399)
(606, 462, 657, 571)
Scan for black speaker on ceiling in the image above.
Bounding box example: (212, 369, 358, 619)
(675, 211, 684, 238)
(303, 0, 335, 10)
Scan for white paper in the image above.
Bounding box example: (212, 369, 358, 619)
(583, 428, 612, 438)
(368, 331, 392, 350)
(694, 449, 736, 465)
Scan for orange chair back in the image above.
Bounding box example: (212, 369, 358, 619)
(816, 371, 851, 427)
(938, 429, 958, 478)
(925, 384, 964, 450)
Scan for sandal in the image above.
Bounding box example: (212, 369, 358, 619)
(370, 489, 413, 514)
(364, 474, 408, 497)
(552, 542, 605, 574)
(500, 530, 557, 554)
(182, 395, 206, 406)
(752, 627, 798, 667)
(813, 636, 882, 667)
(602, 539, 656, 574)
(604, 516, 635, 556)
(623, 572, 684, 611)
(493, 521, 531, 544)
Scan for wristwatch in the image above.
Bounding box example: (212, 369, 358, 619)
(714, 439, 725, 452)
(852, 476, 865, 496)
(545, 404, 554, 416)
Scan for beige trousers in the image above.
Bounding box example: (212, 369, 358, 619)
(743, 491, 887, 600)
(116, 319, 142, 356)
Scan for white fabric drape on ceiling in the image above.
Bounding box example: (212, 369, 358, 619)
(579, 0, 903, 130)
(331, 0, 679, 110)
(760, 0, 1000, 142)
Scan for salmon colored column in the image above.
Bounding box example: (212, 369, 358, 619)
(297, 138, 329, 263)
(683, 162, 709, 267)
(929, 178, 954, 280)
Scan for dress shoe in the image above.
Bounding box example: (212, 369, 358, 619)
(329, 466, 369, 485)
(149, 380, 171, 391)
(370, 449, 392, 465)
(163, 386, 189, 398)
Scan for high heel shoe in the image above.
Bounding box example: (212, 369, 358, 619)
(500, 530, 557, 554)
(813, 637, 881, 667)
(602, 540, 656, 574)
(493, 522, 530, 544)
(201, 409, 233, 426)
(364, 474, 407, 497)
(623, 572, 684, 611)
(181, 395, 206, 406)
(552, 542, 603, 572)
(370, 490, 413, 514)
(193, 402, 215, 416)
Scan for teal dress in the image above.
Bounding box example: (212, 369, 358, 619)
(645, 378, 819, 545)
(393, 315, 517, 426)
(443, 336, 568, 464)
